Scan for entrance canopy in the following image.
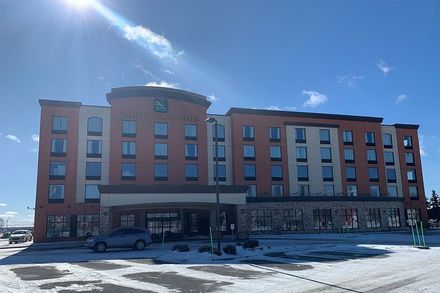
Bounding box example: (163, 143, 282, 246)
(98, 185, 248, 207)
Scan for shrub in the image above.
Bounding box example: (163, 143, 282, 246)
(172, 244, 190, 252)
(243, 239, 259, 249)
(223, 244, 237, 255)
(198, 245, 222, 255)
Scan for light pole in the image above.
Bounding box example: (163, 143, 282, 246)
(205, 117, 221, 251)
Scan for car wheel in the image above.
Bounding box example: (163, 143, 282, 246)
(134, 240, 146, 250)
(9, 242, 12, 244)
(94, 242, 107, 253)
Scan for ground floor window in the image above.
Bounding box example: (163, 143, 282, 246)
(281, 209, 303, 231)
(77, 215, 100, 237)
(340, 209, 359, 229)
(146, 212, 182, 237)
(313, 209, 332, 230)
(386, 208, 401, 227)
(406, 209, 421, 226)
(250, 209, 272, 232)
(46, 215, 70, 239)
(366, 208, 382, 228)
(120, 214, 135, 227)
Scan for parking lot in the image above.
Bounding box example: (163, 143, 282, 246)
(1, 231, 440, 292)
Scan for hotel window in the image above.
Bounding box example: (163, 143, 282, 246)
(403, 135, 413, 148)
(347, 185, 358, 197)
(185, 164, 198, 181)
(121, 163, 136, 180)
(365, 132, 375, 146)
(388, 186, 398, 197)
(121, 141, 136, 159)
(343, 130, 353, 145)
(313, 209, 332, 230)
(46, 215, 70, 239)
(297, 165, 308, 181)
(242, 125, 255, 141)
(213, 145, 226, 161)
(323, 185, 334, 196)
(384, 151, 394, 165)
(154, 164, 168, 181)
(120, 214, 135, 227)
(386, 208, 401, 227)
(51, 138, 67, 156)
(212, 124, 225, 142)
(48, 184, 64, 203)
(86, 140, 101, 158)
(319, 129, 330, 144)
(366, 208, 381, 228)
(49, 161, 66, 179)
(243, 145, 255, 160)
(367, 149, 377, 164)
(250, 209, 272, 232)
(320, 147, 332, 163)
(386, 169, 397, 183)
(272, 184, 283, 197)
(346, 167, 357, 181)
(409, 186, 418, 199)
(370, 185, 380, 197)
(185, 144, 198, 160)
(77, 215, 100, 237)
(246, 185, 257, 197)
(122, 120, 136, 137)
(298, 185, 310, 196)
(244, 164, 256, 180)
(271, 165, 283, 181)
(282, 209, 303, 231)
(407, 169, 417, 182)
(344, 148, 355, 163)
(154, 122, 168, 139)
(154, 143, 168, 160)
(295, 128, 306, 143)
(296, 146, 307, 162)
(213, 165, 226, 181)
(184, 124, 197, 140)
(269, 127, 281, 142)
(322, 166, 333, 181)
(85, 184, 100, 202)
(52, 116, 68, 134)
(85, 162, 101, 180)
(340, 209, 359, 229)
(87, 117, 102, 136)
(405, 152, 415, 165)
(368, 167, 379, 181)
(383, 133, 393, 148)
(270, 146, 282, 161)
(406, 209, 421, 226)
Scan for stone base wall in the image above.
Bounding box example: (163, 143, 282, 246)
(99, 206, 112, 234)
(236, 201, 406, 235)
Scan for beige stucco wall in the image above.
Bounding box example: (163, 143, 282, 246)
(381, 125, 404, 197)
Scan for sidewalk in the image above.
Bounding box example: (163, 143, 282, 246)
(0, 239, 85, 251)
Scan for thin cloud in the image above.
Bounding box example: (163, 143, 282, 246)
(395, 94, 409, 104)
(337, 74, 364, 87)
(123, 25, 182, 62)
(145, 81, 180, 89)
(376, 59, 394, 75)
(264, 106, 297, 111)
(302, 90, 328, 108)
(419, 134, 427, 156)
(30, 148, 39, 152)
(207, 95, 218, 102)
(134, 59, 155, 78)
(0, 203, 6, 207)
(0, 211, 18, 218)
(30, 134, 39, 142)
(160, 68, 175, 75)
(5, 134, 20, 143)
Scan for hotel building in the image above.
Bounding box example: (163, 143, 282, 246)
(33, 86, 427, 242)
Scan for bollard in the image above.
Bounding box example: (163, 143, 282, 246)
(410, 223, 416, 246)
(420, 221, 426, 247)
(414, 220, 421, 246)
(209, 226, 214, 255)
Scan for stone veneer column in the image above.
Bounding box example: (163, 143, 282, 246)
(100, 206, 112, 233)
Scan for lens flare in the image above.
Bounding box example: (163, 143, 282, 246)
(65, 0, 92, 9)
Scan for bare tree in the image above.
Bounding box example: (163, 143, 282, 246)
(0, 217, 4, 229)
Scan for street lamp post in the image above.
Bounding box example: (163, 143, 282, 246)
(205, 117, 221, 251)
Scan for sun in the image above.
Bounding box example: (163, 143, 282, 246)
(65, 0, 93, 10)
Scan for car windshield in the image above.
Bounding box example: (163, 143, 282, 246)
(12, 230, 27, 234)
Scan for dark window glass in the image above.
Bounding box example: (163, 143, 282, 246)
(185, 164, 198, 181)
(313, 209, 332, 230)
(154, 122, 168, 138)
(243, 145, 255, 160)
(367, 149, 377, 163)
(185, 144, 198, 160)
(405, 152, 414, 164)
(154, 143, 168, 159)
(122, 141, 136, 158)
(343, 131, 353, 144)
(46, 215, 70, 238)
(295, 128, 306, 143)
(383, 133, 392, 147)
(86, 162, 101, 179)
(154, 164, 168, 180)
(407, 169, 417, 182)
(52, 116, 68, 133)
(213, 165, 226, 181)
(319, 129, 330, 143)
(87, 117, 102, 135)
(340, 209, 359, 229)
(384, 151, 394, 165)
(323, 185, 334, 196)
(296, 146, 307, 162)
(406, 209, 421, 226)
(244, 164, 256, 180)
(298, 185, 309, 196)
(122, 120, 136, 137)
(77, 215, 100, 237)
(409, 186, 418, 199)
(322, 166, 333, 181)
(370, 185, 380, 196)
(246, 185, 257, 197)
(388, 186, 398, 197)
(344, 148, 354, 162)
(346, 167, 357, 181)
(49, 161, 66, 179)
(347, 185, 358, 196)
(365, 132, 375, 145)
(85, 184, 100, 202)
(386, 169, 396, 183)
(320, 147, 332, 162)
(270, 146, 281, 160)
(297, 165, 308, 181)
(121, 163, 136, 179)
(48, 185, 64, 202)
(213, 145, 226, 161)
(86, 140, 101, 157)
(51, 139, 67, 156)
(282, 209, 303, 231)
(242, 125, 255, 140)
(269, 127, 281, 141)
(184, 124, 197, 139)
(120, 214, 135, 227)
(272, 184, 283, 196)
(213, 124, 225, 141)
(403, 136, 413, 148)
(387, 208, 401, 227)
(250, 209, 272, 232)
(271, 165, 283, 180)
(368, 167, 379, 181)
(366, 208, 381, 228)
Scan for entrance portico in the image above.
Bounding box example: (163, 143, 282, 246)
(98, 185, 247, 239)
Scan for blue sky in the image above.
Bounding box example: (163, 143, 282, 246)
(0, 0, 439, 226)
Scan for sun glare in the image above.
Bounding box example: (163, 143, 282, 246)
(66, 0, 93, 10)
